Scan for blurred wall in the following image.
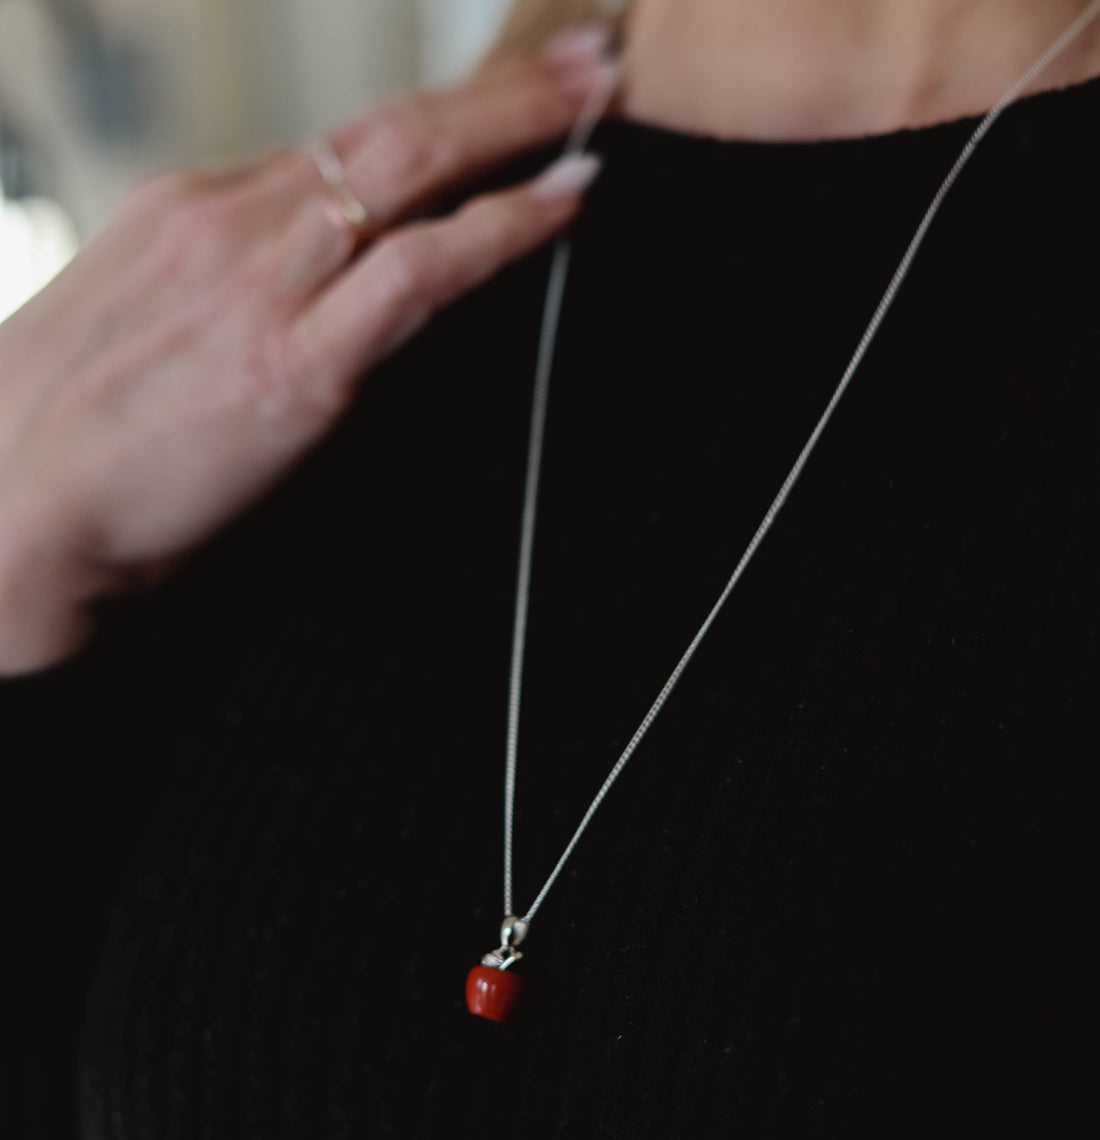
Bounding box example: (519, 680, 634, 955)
(0, 0, 513, 237)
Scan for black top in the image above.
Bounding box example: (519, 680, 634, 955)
(3, 77, 1098, 1139)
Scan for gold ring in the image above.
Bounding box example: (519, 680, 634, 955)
(305, 137, 373, 233)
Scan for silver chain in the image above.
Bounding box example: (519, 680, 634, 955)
(502, 0, 1100, 928)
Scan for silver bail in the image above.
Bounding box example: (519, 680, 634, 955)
(481, 915, 529, 971)
(500, 915, 529, 949)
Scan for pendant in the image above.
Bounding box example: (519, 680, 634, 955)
(466, 916, 528, 1022)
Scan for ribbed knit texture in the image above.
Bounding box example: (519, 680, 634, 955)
(3, 79, 1098, 1137)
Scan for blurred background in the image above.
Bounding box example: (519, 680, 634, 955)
(0, 0, 514, 321)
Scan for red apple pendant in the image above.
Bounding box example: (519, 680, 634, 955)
(467, 915, 529, 1022)
(466, 965, 524, 1021)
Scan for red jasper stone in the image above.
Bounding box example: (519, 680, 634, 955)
(466, 965, 524, 1022)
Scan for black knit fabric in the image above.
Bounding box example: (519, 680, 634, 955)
(3, 79, 1099, 1138)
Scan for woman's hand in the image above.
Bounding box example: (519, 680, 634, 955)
(0, 29, 614, 676)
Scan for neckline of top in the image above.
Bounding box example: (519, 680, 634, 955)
(596, 69, 1100, 155)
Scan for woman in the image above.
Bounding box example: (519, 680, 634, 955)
(2, 1, 1098, 1135)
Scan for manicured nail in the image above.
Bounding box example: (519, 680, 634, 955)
(541, 24, 613, 68)
(531, 152, 603, 202)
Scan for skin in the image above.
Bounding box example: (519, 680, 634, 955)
(624, 0, 1100, 139)
(2, 2, 1099, 673)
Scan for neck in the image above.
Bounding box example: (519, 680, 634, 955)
(621, 0, 1100, 139)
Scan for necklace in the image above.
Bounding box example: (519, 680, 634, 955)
(465, 1, 1100, 1022)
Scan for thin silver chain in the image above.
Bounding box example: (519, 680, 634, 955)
(503, 0, 1100, 926)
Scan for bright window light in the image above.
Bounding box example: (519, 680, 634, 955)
(0, 174, 78, 323)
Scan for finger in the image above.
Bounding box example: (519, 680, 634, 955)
(191, 146, 301, 193)
(316, 38, 618, 232)
(269, 194, 362, 304)
(290, 152, 603, 408)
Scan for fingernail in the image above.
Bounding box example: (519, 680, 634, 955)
(531, 152, 603, 202)
(541, 24, 613, 68)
